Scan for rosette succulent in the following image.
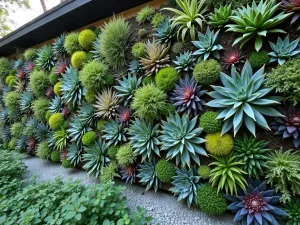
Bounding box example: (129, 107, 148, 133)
(94, 89, 120, 120)
(154, 18, 176, 44)
(68, 116, 90, 144)
(52, 34, 68, 58)
(49, 96, 63, 114)
(35, 45, 56, 71)
(173, 51, 196, 73)
(20, 91, 34, 113)
(209, 4, 233, 27)
(67, 143, 83, 167)
(128, 60, 142, 76)
(281, 0, 300, 29)
(117, 107, 132, 125)
(103, 119, 127, 146)
(120, 166, 136, 184)
(222, 48, 245, 69)
(78, 102, 96, 128)
(137, 159, 160, 192)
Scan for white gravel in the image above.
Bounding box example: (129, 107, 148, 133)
(22, 155, 234, 225)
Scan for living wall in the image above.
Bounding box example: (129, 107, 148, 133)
(1, 0, 300, 224)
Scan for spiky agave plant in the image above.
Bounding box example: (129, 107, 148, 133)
(78, 102, 96, 128)
(281, 0, 300, 29)
(20, 91, 34, 113)
(120, 166, 136, 184)
(140, 40, 170, 76)
(170, 76, 206, 116)
(61, 66, 84, 107)
(35, 122, 51, 141)
(173, 51, 196, 73)
(2, 126, 11, 143)
(137, 159, 160, 192)
(67, 143, 83, 167)
(45, 86, 54, 99)
(0, 109, 10, 125)
(35, 45, 57, 71)
(225, 180, 288, 225)
(14, 58, 23, 71)
(207, 61, 284, 136)
(52, 34, 68, 58)
(16, 69, 26, 80)
(16, 136, 27, 152)
(128, 118, 160, 162)
(102, 119, 127, 146)
(49, 96, 63, 114)
(128, 60, 142, 76)
(209, 4, 233, 28)
(68, 116, 90, 144)
(94, 88, 120, 120)
(154, 18, 176, 44)
(52, 129, 68, 151)
(160, 113, 207, 167)
(114, 74, 142, 106)
(90, 35, 102, 61)
(82, 139, 110, 177)
(170, 167, 201, 208)
(222, 48, 245, 69)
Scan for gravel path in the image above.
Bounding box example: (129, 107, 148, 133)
(23, 155, 234, 225)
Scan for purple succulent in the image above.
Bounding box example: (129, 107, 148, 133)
(225, 180, 288, 225)
(55, 60, 68, 75)
(271, 105, 300, 147)
(281, 0, 300, 26)
(24, 61, 35, 75)
(120, 166, 136, 184)
(171, 75, 206, 116)
(117, 107, 132, 125)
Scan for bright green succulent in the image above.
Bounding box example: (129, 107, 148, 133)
(35, 45, 56, 71)
(67, 143, 83, 167)
(52, 129, 68, 151)
(128, 119, 160, 162)
(225, 0, 293, 52)
(103, 119, 127, 146)
(209, 4, 233, 27)
(173, 51, 196, 73)
(207, 61, 284, 136)
(68, 116, 90, 144)
(116, 144, 136, 166)
(160, 113, 207, 168)
(137, 159, 160, 192)
(154, 18, 176, 44)
(101, 161, 119, 182)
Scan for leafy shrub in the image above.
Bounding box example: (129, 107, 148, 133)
(197, 184, 227, 216)
(132, 42, 146, 58)
(155, 67, 179, 92)
(64, 32, 82, 54)
(199, 111, 222, 133)
(205, 132, 233, 156)
(136, 6, 155, 24)
(78, 29, 96, 51)
(82, 131, 97, 145)
(32, 98, 50, 121)
(48, 113, 64, 130)
(266, 59, 300, 105)
(100, 16, 130, 69)
(197, 165, 210, 180)
(0, 57, 11, 77)
(29, 70, 50, 97)
(249, 50, 270, 68)
(151, 13, 165, 28)
(62, 158, 72, 168)
(155, 160, 176, 183)
(0, 151, 27, 179)
(4, 91, 21, 111)
(36, 141, 50, 160)
(71, 51, 87, 70)
(193, 59, 220, 85)
(11, 122, 23, 138)
(108, 146, 119, 160)
(116, 144, 136, 166)
(51, 150, 60, 162)
(24, 48, 37, 60)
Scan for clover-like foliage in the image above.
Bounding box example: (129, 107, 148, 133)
(209, 154, 247, 195)
(20, 91, 34, 113)
(35, 45, 56, 71)
(160, 113, 207, 167)
(173, 51, 196, 73)
(234, 135, 270, 178)
(67, 143, 83, 167)
(103, 119, 127, 146)
(170, 167, 201, 208)
(171, 76, 206, 116)
(128, 119, 160, 162)
(68, 116, 90, 144)
(78, 102, 96, 128)
(209, 4, 233, 27)
(226, 0, 292, 52)
(269, 36, 300, 65)
(83, 139, 110, 177)
(207, 61, 283, 136)
(225, 180, 288, 225)
(137, 159, 160, 192)
(192, 28, 223, 61)
(154, 18, 176, 44)
(61, 66, 84, 107)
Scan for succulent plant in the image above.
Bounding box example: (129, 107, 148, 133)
(225, 180, 288, 225)
(173, 51, 196, 73)
(234, 135, 270, 178)
(52, 129, 68, 151)
(171, 75, 206, 116)
(281, 0, 300, 29)
(137, 159, 160, 192)
(2, 126, 11, 142)
(269, 36, 300, 65)
(140, 40, 170, 76)
(192, 28, 223, 61)
(27, 137, 37, 153)
(222, 48, 245, 69)
(68, 116, 90, 144)
(114, 74, 142, 106)
(116, 144, 136, 166)
(103, 119, 127, 146)
(117, 107, 132, 125)
(67, 143, 83, 167)
(45, 86, 54, 98)
(35, 122, 51, 141)
(207, 61, 283, 136)
(136, 6, 155, 24)
(128, 119, 160, 162)
(16, 136, 27, 152)
(284, 198, 300, 225)
(35, 45, 57, 71)
(0, 109, 10, 125)
(271, 105, 300, 147)
(13, 58, 23, 71)
(24, 117, 39, 137)
(94, 88, 120, 120)
(61, 66, 84, 107)
(101, 161, 119, 182)
(170, 167, 201, 207)
(78, 102, 96, 128)
(197, 165, 211, 180)
(52, 34, 68, 58)
(120, 166, 136, 184)
(55, 59, 68, 75)
(128, 60, 142, 76)
(209, 4, 233, 27)
(154, 18, 176, 44)
(49, 96, 63, 114)
(83, 139, 110, 177)
(16, 69, 25, 80)
(24, 60, 35, 75)
(90, 35, 102, 61)
(20, 91, 34, 113)
(160, 113, 207, 167)
(205, 132, 233, 156)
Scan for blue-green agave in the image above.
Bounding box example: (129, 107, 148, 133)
(173, 51, 196, 72)
(137, 159, 160, 192)
(102, 119, 127, 146)
(78, 102, 96, 128)
(35, 45, 56, 71)
(90, 35, 102, 61)
(207, 61, 284, 136)
(52, 34, 68, 58)
(192, 28, 223, 61)
(67, 143, 83, 167)
(269, 36, 300, 65)
(170, 167, 201, 207)
(160, 113, 207, 168)
(49, 96, 63, 114)
(128, 60, 142, 76)
(20, 91, 34, 113)
(128, 118, 160, 162)
(154, 18, 176, 44)
(68, 116, 90, 144)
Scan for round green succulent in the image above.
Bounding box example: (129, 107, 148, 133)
(85, 89, 97, 103)
(64, 32, 82, 54)
(78, 29, 96, 51)
(48, 113, 64, 130)
(205, 132, 233, 156)
(51, 150, 60, 162)
(172, 42, 185, 54)
(108, 146, 119, 160)
(197, 184, 227, 216)
(24, 48, 37, 60)
(155, 67, 179, 92)
(49, 73, 58, 85)
(82, 131, 97, 145)
(54, 82, 62, 95)
(29, 70, 50, 97)
(62, 158, 72, 168)
(199, 111, 222, 133)
(193, 59, 220, 85)
(96, 119, 107, 131)
(142, 76, 153, 86)
(36, 141, 50, 160)
(132, 42, 146, 58)
(138, 29, 147, 38)
(71, 51, 87, 70)
(155, 160, 176, 183)
(197, 165, 211, 180)
(11, 122, 23, 138)
(116, 144, 136, 166)
(4, 91, 21, 111)
(249, 50, 270, 69)
(32, 98, 50, 121)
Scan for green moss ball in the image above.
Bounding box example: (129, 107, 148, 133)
(48, 113, 64, 130)
(193, 59, 220, 85)
(249, 50, 270, 69)
(85, 89, 97, 103)
(8, 138, 17, 150)
(151, 13, 165, 28)
(51, 151, 60, 162)
(24, 48, 37, 60)
(200, 111, 222, 133)
(197, 184, 227, 216)
(64, 32, 82, 55)
(32, 98, 50, 121)
(155, 160, 176, 183)
(29, 70, 50, 97)
(45, 110, 51, 120)
(8, 78, 16, 87)
(4, 91, 21, 111)
(142, 76, 153, 86)
(116, 144, 136, 166)
(71, 51, 87, 70)
(54, 82, 62, 95)
(82, 131, 97, 145)
(132, 42, 146, 58)
(171, 42, 185, 54)
(36, 141, 50, 160)
(205, 132, 233, 156)
(62, 158, 72, 168)
(108, 146, 119, 160)
(197, 165, 211, 180)
(155, 67, 179, 92)
(49, 73, 58, 85)
(138, 29, 148, 38)
(11, 122, 23, 138)
(5, 75, 15, 85)
(78, 29, 96, 51)
(97, 119, 107, 131)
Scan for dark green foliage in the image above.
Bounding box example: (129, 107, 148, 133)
(35, 45, 56, 71)
(197, 184, 227, 216)
(116, 144, 136, 166)
(29, 70, 50, 97)
(199, 111, 222, 133)
(49, 73, 58, 85)
(138, 29, 148, 38)
(51, 150, 60, 162)
(62, 158, 72, 168)
(136, 6, 155, 24)
(249, 50, 270, 68)
(193, 59, 220, 85)
(171, 42, 185, 54)
(155, 160, 175, 183)
(108, 146, 119, 160)
(155, 67, 179, 92)
(285, 198, 300, 225)
(0, 57, 12, 78)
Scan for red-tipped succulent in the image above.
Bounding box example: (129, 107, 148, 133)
(27, 137, 37, 153)
(45, 86, 54, 98)
(24, 61, 35, 75)
(62, 106, 70, 117)
(222, 48, 244, 69)
(120, 166, 136, 184)
(55, 60, 68, 75)
(117, 107, 132, 125)
(17, 69, 26, 80)
(282, 0, 300, 26)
